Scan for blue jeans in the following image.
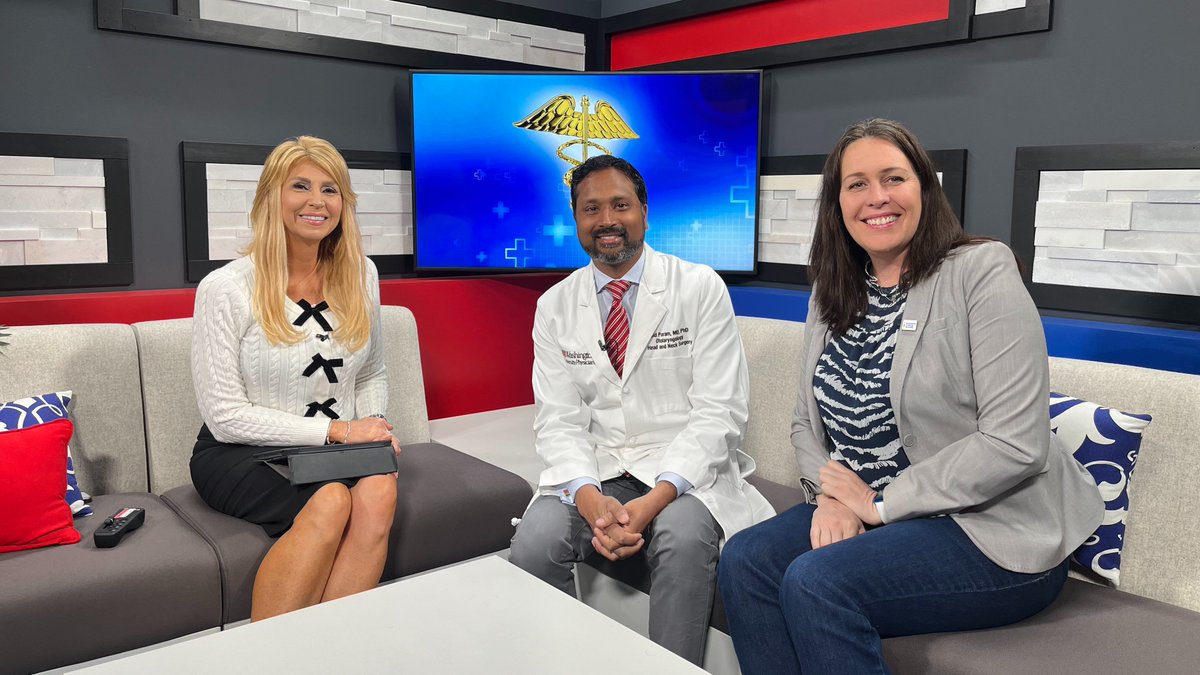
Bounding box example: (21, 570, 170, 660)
(717, 504, 1067, 675)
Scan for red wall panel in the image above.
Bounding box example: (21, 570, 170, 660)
(0, 275, 564, 420)
(377, 275, 562, 420)
(610, 0, 950, 70)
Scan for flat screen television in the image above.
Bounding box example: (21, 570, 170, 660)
(409, 70, 762, 273)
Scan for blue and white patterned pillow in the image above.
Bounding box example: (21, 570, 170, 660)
(1050, 392, 1152, 585)
(0, 391, 93, 517)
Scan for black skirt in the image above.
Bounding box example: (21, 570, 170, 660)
(190, 425, 355, 538)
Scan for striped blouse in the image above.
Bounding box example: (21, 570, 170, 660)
(813, 275, 912, 489)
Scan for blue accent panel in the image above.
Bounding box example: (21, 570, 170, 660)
(1041, 317, 1200, 375)
(728, 286, 810, 322)
(729, 286, 1200, 375)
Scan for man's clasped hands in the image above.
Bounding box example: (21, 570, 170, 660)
(574, 482, 678, 561)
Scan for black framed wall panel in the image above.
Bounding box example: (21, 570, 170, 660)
(1012, 142, 1200, 326)
(971, 0, 1052, 40)
(97, 0, 590, 71)
(0, 133, 133, 291)
(100, 1, 1053, 74)
(182, 141, 412, 282)
(608, 1, 971, 71)
(601, 0, 1050, 38)
(600, 0, 1052, 71)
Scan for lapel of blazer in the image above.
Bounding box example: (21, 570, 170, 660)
(575, 270, 621, 386)
(622, 247, 667, 380)
(890, 268, 939, 416)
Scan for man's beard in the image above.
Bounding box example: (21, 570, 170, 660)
(584, 227, 644, 266)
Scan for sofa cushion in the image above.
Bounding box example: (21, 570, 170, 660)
(746, 474, 808, 515)
(162, 442, 534, 624)
(1050, 392, 1152, 585)
(1048, 357, 1200, 612)
(160, 484, 274, 626)
(0, 492, 222, 674)
(0, 419, 80, 553)
(0, 390, 93, 516)
(383, 442, 534, 580)
(735, 316, 806, 488)
(0, 323, 148, 495)
(882, 578, 1200, 673)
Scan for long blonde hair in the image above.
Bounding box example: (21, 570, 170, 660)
(245, 136, 371, 352)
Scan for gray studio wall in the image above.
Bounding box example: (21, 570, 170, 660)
(1, 1, 1195, 292)
(2, 1, 413, 294)
(0, 0, 595, 295)
(761, 0, 1200, 242)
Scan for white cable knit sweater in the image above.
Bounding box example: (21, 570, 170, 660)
(191, 256, 388, 447)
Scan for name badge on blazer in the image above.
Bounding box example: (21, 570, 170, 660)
(901, 319, 918, 332)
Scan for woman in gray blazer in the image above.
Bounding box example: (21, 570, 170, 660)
(718, 119, 1102, 674)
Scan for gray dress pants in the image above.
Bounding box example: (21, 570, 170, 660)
(508, 475, 722, 666)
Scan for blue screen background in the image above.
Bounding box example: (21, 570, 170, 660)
(410, 72, 760, 271)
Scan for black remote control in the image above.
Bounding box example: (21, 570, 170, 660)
(94, 507, 145, 548)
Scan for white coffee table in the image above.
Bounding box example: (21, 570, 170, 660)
(68, 555, 704, 674)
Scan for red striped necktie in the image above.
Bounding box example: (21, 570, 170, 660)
(603, 280, 633, 377)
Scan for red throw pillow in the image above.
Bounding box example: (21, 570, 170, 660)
(0, 418, 81, 553)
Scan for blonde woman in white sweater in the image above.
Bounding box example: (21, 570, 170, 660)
(191, 136, 399, 621)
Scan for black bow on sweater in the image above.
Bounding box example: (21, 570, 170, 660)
(293, 299, 333, 332)
(304, 398, 340, 419)
(302, 354, 344, 383)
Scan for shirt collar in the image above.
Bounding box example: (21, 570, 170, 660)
(591, 250, 646, 293)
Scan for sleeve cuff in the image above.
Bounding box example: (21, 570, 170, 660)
(555, 477, 601, 505)
(655, 472, 692, 499)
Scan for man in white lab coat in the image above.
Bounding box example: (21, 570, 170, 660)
(509, 155, 774, 665)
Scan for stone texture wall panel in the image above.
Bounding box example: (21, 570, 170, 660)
(199, 1, 585, 70)
(1130, 203, 1200, 232)
(0, 156, 55, 175)
(1033, 168, 1200, 296)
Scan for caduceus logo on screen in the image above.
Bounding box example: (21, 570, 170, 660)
(514, 95, 639, 186)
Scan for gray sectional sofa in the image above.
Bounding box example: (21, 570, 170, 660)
(0, 306, 533, 674)
(5, 308, 1198, 674)
(431, 316, 1200, 674)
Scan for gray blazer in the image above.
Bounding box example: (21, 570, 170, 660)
(792, 241, 1103, 573)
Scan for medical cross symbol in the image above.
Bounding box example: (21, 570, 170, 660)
(542, 215, 569, 246)
(504, 239, 532, 268)
(493, 202, 510, 218)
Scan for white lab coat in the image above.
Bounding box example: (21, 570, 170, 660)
(530, 246, 774, 539)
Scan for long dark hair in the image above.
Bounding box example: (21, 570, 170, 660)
(810, 118, 988, 335)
